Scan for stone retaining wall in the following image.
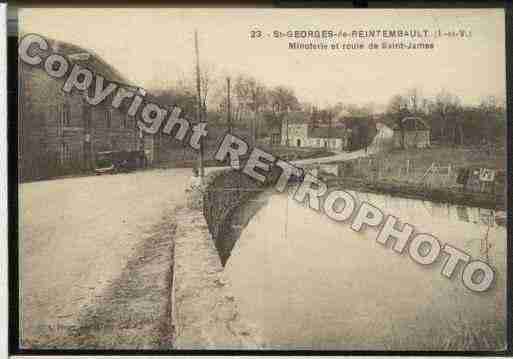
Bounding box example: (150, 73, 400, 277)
(171, 205, 262, 349)
(202, 169, 264, 265)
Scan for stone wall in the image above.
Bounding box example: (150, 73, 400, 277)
(202, 169, 264, 265)
(172, 205, 262, 349)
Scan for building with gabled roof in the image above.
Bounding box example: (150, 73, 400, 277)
(280, 111, 348, 150)
(19, 36, 143, 180)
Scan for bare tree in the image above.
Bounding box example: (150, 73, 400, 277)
(268, 86, 300, 115)
(232, 75, 268, 143)
(233, 75, 251, 122)
(343, 103, 374, 117)
(479, 95, 503, 147)
(405, 88, 423, 114)
(430, 90, 461, 143)
(387, 94, 409, 149)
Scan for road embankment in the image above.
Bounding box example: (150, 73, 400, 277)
(171, 168, 272, 348)
(171, 200, 262, 349)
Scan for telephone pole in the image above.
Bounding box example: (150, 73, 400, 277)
(252, 92, 257, 147)
(194, 29, 204, 178)
(328, 110, 332, 150)
(227, 77, 232, 134)
(286, 106, 289, 147)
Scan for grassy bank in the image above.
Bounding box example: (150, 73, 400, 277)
(324, 176, 505, 210)
(322, 146, 506, 209)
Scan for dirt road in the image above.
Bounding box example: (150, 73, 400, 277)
(19, 168, 193, 349)
(292, 124, 393, 166)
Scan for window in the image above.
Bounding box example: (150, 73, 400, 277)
(60, 103, 71, 127)
(60, 142, 72, 164)
(121, 115, 128, 129)
(56, 106, 62, 136)
(83, 104, 92, 130)
(105, 110, 112, 129)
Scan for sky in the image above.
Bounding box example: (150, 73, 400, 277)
(19, 8, 506, 108)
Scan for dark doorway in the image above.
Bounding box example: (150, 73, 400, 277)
(83, 141, 92, 170)
(296, 139, 301, 147)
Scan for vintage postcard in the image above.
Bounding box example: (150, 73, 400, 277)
(14, 7, 507, 352)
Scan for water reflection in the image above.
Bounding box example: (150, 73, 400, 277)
(349, 190, 504, 228)
(223, 190, 507, 350)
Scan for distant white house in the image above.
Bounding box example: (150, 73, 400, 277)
(280, 112, 348, 151)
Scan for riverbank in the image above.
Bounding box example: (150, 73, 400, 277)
(323, 176, 505, 211)
(322, 146, 506, 210)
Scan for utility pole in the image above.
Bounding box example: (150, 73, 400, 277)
(194, 29, 204, 179)
(252, 92, 257, 147)
(227, 77, 231, 134)
(286, 106, 289, 147)
(328, 110, 332, 150)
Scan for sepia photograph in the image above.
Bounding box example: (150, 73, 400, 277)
(14, 6, 507, 352)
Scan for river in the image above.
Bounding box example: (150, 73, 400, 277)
(222, 188, 507, 350)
